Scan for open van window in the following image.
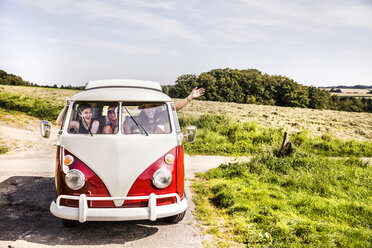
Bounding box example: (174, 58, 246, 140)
(122, 102, 171, 134)
(68, 102, 119, 134)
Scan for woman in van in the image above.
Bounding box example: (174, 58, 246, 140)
(102, 105, 119, 134)
(123, 103, 169, 134)
(68, 104, 100, 134)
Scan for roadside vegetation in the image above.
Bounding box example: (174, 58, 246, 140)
(192, 152, 371, 247)
(0, 144, 8, 154)
(180, 114, 372, 157)
(0, 92, 63, 121)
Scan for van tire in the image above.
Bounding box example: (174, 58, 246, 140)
(62, 219, 78, 228)
(164, 210, 186, 224)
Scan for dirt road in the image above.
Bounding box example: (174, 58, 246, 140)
(0, 149, 241, 248)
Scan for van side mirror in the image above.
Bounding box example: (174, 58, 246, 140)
(184, 126, 196, 143)
(41, 121, 51, 138)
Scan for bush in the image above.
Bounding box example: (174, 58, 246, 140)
(0, 92, 62, 121)
(0, 146, 8, 154)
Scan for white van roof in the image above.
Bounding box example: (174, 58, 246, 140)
(85, 79, 162, 92)
(71, 79, 171, 102)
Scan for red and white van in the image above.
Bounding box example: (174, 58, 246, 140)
(41, 80, 196, 227)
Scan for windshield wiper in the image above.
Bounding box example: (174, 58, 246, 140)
(124, 107, 148, 136)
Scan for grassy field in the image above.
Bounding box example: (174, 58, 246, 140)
(193, 153, 371, 247)
(0, 85, 79, 102)
(180, 114, 372, 157)
(325, 88, 372, 98)
(178, 99, 372, 142)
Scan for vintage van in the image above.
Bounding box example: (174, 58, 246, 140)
(41, 79, 196, 227)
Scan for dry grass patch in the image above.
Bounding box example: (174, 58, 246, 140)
(0, 85, 79, 103)
(178, 99, 372, 141)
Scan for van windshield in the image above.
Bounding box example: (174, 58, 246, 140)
(122, 103, 171, 134)
(68, 102, 119, 134)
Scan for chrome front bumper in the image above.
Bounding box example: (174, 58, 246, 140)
(50, 193, 187, 223)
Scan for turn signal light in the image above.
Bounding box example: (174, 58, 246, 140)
(164, 154, 174, 165)
(64, 155, 74, 166)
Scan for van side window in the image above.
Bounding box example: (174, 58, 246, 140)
(68, 102, 119, 134)
(60, 105, 68, 131)
(122, 102, 171, 134)
(171, 103, 181, 133)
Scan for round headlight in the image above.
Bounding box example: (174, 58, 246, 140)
(65, 169, 85, 190)
(152, 169, 172, 189)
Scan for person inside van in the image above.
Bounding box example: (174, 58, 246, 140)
(68, 104, 100, 134)
(102, 105, 119, 134)
(123, 103, 169, 134)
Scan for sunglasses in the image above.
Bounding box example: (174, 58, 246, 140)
(108, 110, 116, 114)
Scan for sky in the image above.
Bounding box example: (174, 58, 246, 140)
(0, 0, 371, 87)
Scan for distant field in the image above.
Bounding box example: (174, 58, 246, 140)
(1, 85, 371, 141)
(332, 93, 372, 97)
(0, 85, 78, 102)
(323, 88, 372, 98)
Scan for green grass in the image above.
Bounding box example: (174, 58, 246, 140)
(291, 130, 372, 157)
(0, 92, 63, 121)
(0, 146, 8, 154)
(192, 152, 372, 247)
(180, 114, 372, 157)
(0, 138, 8, 154)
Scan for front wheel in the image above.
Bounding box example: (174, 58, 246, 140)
(164, 210, 186, 224)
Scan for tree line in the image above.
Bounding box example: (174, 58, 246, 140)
(1, 68, 371, 112)
(163, 68, 371, 112)
(0, 70, 84, 90)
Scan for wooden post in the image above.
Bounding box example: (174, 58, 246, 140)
(279, 131, 293, 156)
(280, 132, 289, 153)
